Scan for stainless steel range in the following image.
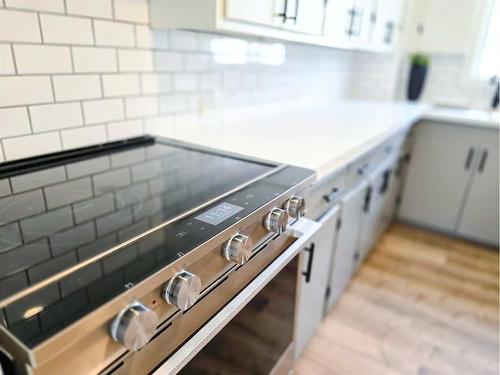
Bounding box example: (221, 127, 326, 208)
(0, 136, 318, 375)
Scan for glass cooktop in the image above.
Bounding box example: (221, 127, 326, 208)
(0, 136, 285, 347)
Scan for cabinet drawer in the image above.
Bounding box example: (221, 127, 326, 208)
(308, 167, 348, 219)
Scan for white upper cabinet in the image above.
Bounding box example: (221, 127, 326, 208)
(404, 0, 492, 54)
(150, 0, 399, 51)
(225, 0, 282, 28)
(324, 0, 375, 47)
(370, 0, 404, 49)
(290, 0, 326, 35)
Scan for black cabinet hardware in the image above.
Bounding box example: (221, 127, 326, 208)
(384, 21, 395, 44)
(277, 0, 298, 24)
(324, 187, 343, 203)
(464, 147, 475, 170)
(478, 149, 488, 173)
(302, 243, 315, 283)
(346, 7, 362, 36)
(363, 186, 372, 213)
(380, 169, 392, 194)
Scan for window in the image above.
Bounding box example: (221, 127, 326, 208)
(476, 0, 500, 78)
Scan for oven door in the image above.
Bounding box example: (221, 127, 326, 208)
(152, 218, 320, 375)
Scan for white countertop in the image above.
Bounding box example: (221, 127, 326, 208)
(159, 100, 426, 180)
(422, 107, 499, 129)
(155, 100, 497, 181)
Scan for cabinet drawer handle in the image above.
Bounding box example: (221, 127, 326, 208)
(302, 243, 315, 283)
(464, 147, 475, 170)
(323, 187, 343, 203)
(478, 149, 488, 173)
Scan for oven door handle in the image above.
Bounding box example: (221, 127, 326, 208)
(153, 217, 321, 374)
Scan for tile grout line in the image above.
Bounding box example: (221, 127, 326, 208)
(9, 43, 18, 75)
(36, 12, 44, 43)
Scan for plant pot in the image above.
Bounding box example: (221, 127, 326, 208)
(407, 64, 427, 101)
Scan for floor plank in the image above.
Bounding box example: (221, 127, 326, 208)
(295, 222, 499, 375)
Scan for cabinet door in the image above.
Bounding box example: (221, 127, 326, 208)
(406, 0, 488, 54)
(324, 0, 373, 46)
(225, 0, 281, 27)
(458, 131, 499, 246)
(399, 123, 477, 232)
(381, 159, 403, 230)
(285, 0, 325, 35)
(357, 167, 392, 266)
(371, 0, 403, 49)
(295, 205, 340, 357)
(326, 181, 368, 311)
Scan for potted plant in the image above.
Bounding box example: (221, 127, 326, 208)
(407, 53, 430, 101)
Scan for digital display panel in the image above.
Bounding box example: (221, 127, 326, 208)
(194, 202, 244, 225)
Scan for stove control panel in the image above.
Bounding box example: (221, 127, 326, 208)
(264, 208, 289, 234)
(223, 233, 253, 265)
(110, 301, 159, 352)
(163, 271, 202, 311)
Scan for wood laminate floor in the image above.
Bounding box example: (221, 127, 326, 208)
(294, 222, 499, 375)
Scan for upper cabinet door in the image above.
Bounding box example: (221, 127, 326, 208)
(370, 0, 404, 49)
(405, 0, 490, 54)
(225, 0, 282, 27)
(324, 0, 374, 46)
(457, 130, 499, 246)
(284, 0, 325, 35)
(398, 123, 478, 233)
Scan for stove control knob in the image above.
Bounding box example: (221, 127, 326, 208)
(264, 208, 289, 234)
(163, 271, 202, 311)
(284, 196, 305, 219)
(110, 301, 158, 352)
(223, 233, 253, 265)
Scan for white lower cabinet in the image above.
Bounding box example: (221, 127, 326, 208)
(399, 122, 499, 246)
(326, 180, 369, 311)
(295, 205, 340, 357)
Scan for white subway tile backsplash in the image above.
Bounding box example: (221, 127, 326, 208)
(141, 73, 172, 94)
(0, 76, 53, 106)
(72, 47, 117, 73)
(61, 124, 106, 149)
(3, 132, 61, 160)
(5, 0, 64, 12)
(173, 73, 198, 91)
(0, 107, 31, 137)
(0, 44, 14, 74)
(118, 49, 153, 72)
(154, 51, 183, 72)
(66, 0, 112, 19)
(159, 94, 187, 114)
(0, 9, 41, 43)
(94, 20, 135, 47)
(102, 74, 140, 97)
(83, 98, 124, 124)
(170, 30, 198, 51)
(113, 0, 149, 24)
(125, 96, 158, 118)
(53, 75, 101, 101)
(143, 115, 174, 134)
(185, 53, 213, 72)
(13, 45, 72, 74)
(107, 119, 143, 141)
(136, 25, 161, 48)
(40, 14, 93, 45)
(29, 102, 83, 132)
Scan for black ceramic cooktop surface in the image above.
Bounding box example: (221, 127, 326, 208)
(0, 136, 294, 347)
